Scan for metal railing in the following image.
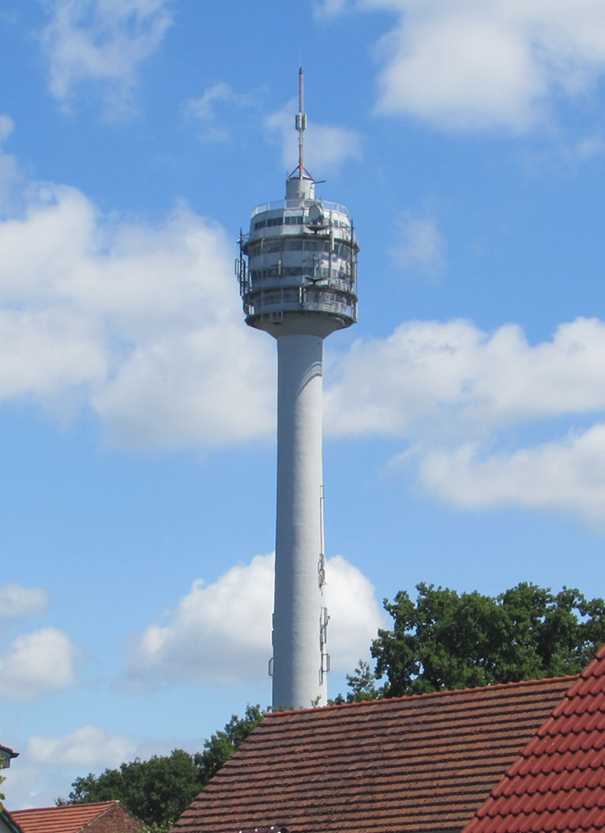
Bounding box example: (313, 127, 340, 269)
(251, 199, 350, 218)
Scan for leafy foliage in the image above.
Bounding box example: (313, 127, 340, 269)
(60, 705, 265, 827)
(329, 660, 382, 705)
(194, 705, 266, 785)
(370, 582, 605, 698)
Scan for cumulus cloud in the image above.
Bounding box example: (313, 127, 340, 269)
(0, 586, 48, 619)
(0, 152, 274, 450)
(417, 424, 605, 527)
(325, 555, 387, 670)
(390, 212, 446, 272)
(124, 554, 383, 689)
(0, 627, 80, 699)
(39, 0, 174, 117)
(28, 725, 136, 767)
(325, 317, 605, 440)
(321, 0, 605, 132)
(266, 100, 362, 175)
(326, 316, 605, 524)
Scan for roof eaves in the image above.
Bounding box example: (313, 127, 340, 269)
(0, 810, 23, 833)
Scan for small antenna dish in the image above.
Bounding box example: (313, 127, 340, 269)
(308, 204, 323, 224)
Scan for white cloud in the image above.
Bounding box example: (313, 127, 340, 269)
(326, 316, 605, 525)
(185, 83, 257, 142)
(325, 555, 387, 670)
(0, 627, 80, 700)
(314, 0, 352, 17)
(572, 134, 605, 161)
(390, 212, 445, 272)
(0, 161, 275, 450)
(266, 100, 362, 175)
(125, 554, 274, 687)
(326, 0, 605, 132)
(124, 553, 383, 689)
(28, 725, 136, 767)
(39, 0, 174, 117)
(186, 83, 234, 142)
(325, 317, 605, 440)
(1, 762, 69, 810)
(417, 424, 605, 527)
(6, 727, 186, 807)
(0, 586, 48, 619)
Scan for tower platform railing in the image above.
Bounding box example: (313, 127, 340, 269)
(251, 199, 350, 218)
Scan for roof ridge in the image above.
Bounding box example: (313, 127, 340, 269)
(265, 675, 579, 717)
(10, 803, 119, 814)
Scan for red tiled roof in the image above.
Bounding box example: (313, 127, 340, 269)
(464, 645, 605, 833)
(9, 801, 143, 833)
(174, 676, 575, 833)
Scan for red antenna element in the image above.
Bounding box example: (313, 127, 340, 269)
(295, 67, 307, 179)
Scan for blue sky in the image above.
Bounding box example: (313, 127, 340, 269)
(3, 0, 605, 809)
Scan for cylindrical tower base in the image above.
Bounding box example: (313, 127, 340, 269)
(272, 333, 327, 710)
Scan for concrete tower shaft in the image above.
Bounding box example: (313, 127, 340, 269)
(274, 333, 328, 708)
(236, 70, 358, 709)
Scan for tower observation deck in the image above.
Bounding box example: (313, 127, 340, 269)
(236, 70, 359, 709)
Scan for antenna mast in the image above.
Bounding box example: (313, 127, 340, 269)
(295, 67, 307, 179)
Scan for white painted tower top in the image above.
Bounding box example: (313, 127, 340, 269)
(236, 69, 358, 338)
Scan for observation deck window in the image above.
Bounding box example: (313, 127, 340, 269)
(303, 240, 330, 252)
(250, 265, 353, 281)
(249, 239, 351, 257)
(253, 214, 349, 231)
(333, 242, 351, 257)
(264, 240, 282, 253)
(254, 216, 285, 230)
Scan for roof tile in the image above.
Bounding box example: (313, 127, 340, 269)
(463, 644, 605, 833)
(174, 677, 574, 833)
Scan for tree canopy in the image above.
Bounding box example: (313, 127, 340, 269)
(365, 582, 605, 698)
(59, 705, 265, 828)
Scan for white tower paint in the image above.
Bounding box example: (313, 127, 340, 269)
(236, 70, 358, 709)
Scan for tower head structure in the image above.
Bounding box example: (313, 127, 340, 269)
(236, 71, 358, 710)
(237, 68, 358, 338)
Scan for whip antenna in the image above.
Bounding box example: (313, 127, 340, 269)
(295, 67, 307, 179)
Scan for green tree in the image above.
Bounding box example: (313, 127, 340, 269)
(65, 749, 201, 828)
(194, 704, 265, 784)
(60, 705, 265, 828)
(329, 660, 382, 705)
(369, 582, 605, 698)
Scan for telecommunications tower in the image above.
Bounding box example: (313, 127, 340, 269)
(236, 70, 359, 709)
